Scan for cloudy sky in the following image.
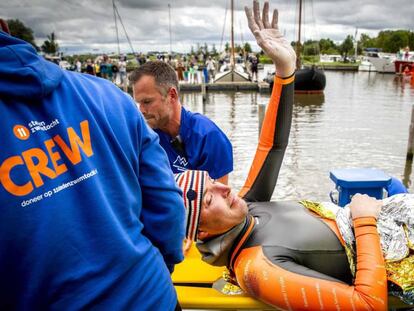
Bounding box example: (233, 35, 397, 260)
(3, 0, 413, 55)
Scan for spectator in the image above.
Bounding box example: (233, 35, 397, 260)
(85, 58, 95, 75)
(94, 60, 101, 77)
(100, 55, 109, 79)
(107, 58, 113, 82)
(75, 58, 82, 73)
(250, 55, 259, 82)
(205, 56, 216, 82)
(118, 55, 127, 89)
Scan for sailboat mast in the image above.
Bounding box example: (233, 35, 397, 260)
(231, 0, 235, 70)
(113, 0, 120, 55)
(168, 4, 172, 54)
(296, 0, 302, 69)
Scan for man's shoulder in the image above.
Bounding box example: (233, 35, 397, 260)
(182, 108, 222, 135)
(63, 71, 137, 112)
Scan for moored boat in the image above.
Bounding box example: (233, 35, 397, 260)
(295, 67, 326, 93)
(363, 48, 395, 73)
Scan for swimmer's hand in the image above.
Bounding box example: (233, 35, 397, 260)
(244, 1, 296, 77)
(349, 194, 381, 220)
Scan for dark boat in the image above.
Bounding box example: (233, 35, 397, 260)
(294, 67, 326, 93)
(293, 0, 326, 93)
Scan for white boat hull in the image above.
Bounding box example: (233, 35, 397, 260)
(365, 56, 395, 73)
(359, 61, 377, 72)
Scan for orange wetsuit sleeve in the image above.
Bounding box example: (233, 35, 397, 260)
(238, 75, 294, 201)
(233, 217, 387, 310)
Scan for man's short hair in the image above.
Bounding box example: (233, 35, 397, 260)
(129, 61, 179, 96)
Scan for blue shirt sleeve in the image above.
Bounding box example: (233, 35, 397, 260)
(138, 117, 185, 270)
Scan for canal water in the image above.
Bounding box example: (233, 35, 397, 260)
(181, 70, 414, 202)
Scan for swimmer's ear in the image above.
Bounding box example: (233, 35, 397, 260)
(197, 230, 210, 241)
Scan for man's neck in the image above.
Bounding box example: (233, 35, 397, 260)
(159, 102, 182, 138)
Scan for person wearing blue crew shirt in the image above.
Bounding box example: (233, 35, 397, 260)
(131, 61, 233, 185)
(0, 21, 185, 310)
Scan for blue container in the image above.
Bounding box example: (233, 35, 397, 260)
(329, 168, 392, 207)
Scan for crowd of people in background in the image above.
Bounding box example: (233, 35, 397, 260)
(53, 51, 262, 86)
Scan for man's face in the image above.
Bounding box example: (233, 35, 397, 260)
(133, 75, 172, 129)
(198, 177, 248, 236)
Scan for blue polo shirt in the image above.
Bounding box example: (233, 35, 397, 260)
(156, 107, 233, 179)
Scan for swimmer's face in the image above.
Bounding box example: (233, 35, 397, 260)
(198, 177, 248, 237)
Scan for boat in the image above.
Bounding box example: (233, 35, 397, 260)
(395, 49, 414, 74)
(358, 59, 377, 72)
(294, 0, 326, 93)
(295, 66, 326, 93)
(214, 0, 250, 83)
(266, 0, 326, 93)
(363, 48, 395, 73)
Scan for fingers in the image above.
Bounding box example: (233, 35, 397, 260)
(253, 0, 264, 30)
(262, 1, 271, 29)
(271, 9, 279, 29)
(245, 6, 260, 34)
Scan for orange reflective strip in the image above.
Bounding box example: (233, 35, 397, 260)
(238, 78, 285, 198)
(275, 75, 295, 85)
(229, 215, 255, 270)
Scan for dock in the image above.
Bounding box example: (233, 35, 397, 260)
(179, 81, 271, 93)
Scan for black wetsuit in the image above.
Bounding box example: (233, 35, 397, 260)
(197, 75, 388, 310)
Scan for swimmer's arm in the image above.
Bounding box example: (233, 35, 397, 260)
(238, 75, 294, 201)
(234, 218, 387, 310)
(239, 1, 295, 201)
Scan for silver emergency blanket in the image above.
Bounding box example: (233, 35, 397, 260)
(302, 194, 414, 303)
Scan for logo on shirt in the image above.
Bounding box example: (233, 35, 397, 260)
(13, 125, 30, 140)
(1, 120, 93, 197)
(173, 156, 188, 172)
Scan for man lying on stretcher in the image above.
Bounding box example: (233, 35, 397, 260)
(173, 1, 414, 310)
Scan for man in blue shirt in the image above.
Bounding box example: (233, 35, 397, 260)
(131, 61, 233, 184)
(0, 22, 184, 310)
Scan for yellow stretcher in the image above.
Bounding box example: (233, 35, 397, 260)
(172, 246, 271, 310)
(173, 246, 411, 310)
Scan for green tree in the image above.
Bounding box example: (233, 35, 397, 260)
(203, 42, 209, 55)
(211, 43, 217, 55)
(303, 40, 319, 56)
(7, 19, 38, 50)
(340, 35, 354, 60)
(243, 42, 252, 53)
(318, 38, 338, 54)
(41, 32, 59, 54)
(376, 30, 411, 53)
(409, 32, 414, 50)
(225, 42, 230, 53)
(358, 33, 377, 50)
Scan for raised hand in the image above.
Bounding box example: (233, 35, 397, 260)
(245, 1, 296, 77)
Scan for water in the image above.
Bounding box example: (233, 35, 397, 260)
(181, 70, 414, 202)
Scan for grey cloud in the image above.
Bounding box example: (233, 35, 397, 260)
(2, 0, 413, 54)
